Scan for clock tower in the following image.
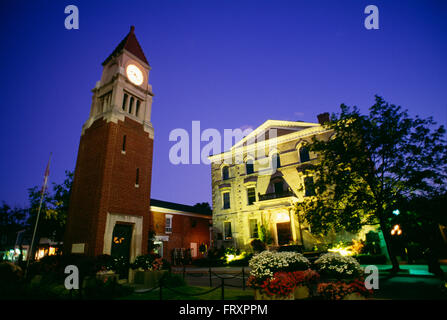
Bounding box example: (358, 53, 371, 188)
(64, 26, 154, 263)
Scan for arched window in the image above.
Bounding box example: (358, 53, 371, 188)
(271, 153, 281, 170)
(246, 159, 254, 175)
(299, 146, 310, 163)
(222, 166, 229, 180)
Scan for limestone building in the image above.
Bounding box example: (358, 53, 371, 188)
(208, 114, 335, 251)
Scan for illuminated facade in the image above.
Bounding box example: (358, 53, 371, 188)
(209, 115, 335, 251)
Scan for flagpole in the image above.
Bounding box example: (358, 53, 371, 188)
(25, 153, 52, 278)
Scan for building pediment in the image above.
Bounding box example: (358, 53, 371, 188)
(232, 120, 320, 150)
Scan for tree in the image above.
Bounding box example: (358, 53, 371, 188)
(193, 202, 212, 215)
(26, 171, 73, 257)
(0, 202, 27, 253)
(295, 96, 447, 273)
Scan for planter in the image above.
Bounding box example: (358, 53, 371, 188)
(254, 289, 294, 300)
(96, 272, 119, 283)
(294, 285, 310, 299)
(133, 270, 167, 287)
(343, 292, 366, 300)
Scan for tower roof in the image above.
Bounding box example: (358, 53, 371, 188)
(102, 26, 149, 66)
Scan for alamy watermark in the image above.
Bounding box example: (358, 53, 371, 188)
(64, 5, 79, 30)
(168, 121, 280, 169)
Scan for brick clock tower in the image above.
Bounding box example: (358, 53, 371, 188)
(65, 26, 154, 263)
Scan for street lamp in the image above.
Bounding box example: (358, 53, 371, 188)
(391, 224, 402, 236)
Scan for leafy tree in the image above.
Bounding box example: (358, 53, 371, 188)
(193, 202, 212, 214)
(295, 96, 447, 273)
(26, 171, 73, 257)
(0, 202, 27, 253)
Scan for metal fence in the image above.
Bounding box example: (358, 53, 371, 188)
(135, 267, 248, 300)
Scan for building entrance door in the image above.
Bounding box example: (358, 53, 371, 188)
(276, 222, 292, 245)
(111, 223, 133, 279)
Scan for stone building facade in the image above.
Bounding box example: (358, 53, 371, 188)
(209, 115, 336, 251)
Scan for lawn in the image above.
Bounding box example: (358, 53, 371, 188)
(119, 285, 254, 300)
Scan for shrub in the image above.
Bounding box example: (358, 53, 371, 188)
(0, 262, 23, 297)
(277, 245, 303, 253)
(314, 253, 364, 279)
(83, 277, 133, 299)
(250, 239, 266, 253)
(353, 254, 387, 265)
(94, 254, 115, 273)
(131, 254, 162, 270)
(226, 253, 253, 267)
(161, 273, 186, 287)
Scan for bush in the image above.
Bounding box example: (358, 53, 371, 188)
(161, 273, 186, 287)
(314, 253, 364, 279)
(353, 254, 387, 265)
(131, 254, 162, 270)
(82, 277, 133, 299)
(27, 254, 98, 282)
(250, 239, 266, 253)
(94, 254, 115, 273)
(226, 253, 253, 267)
(278, 245, 304, 253)
(0, 262, 24, 298)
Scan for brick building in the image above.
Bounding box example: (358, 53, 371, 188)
(150, 199, 212, 264)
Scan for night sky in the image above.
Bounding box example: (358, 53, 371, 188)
(1, 0, 446, 209)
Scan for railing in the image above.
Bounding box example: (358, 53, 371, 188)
(258, 189, 294, 201)
(135, 266, 247, 300)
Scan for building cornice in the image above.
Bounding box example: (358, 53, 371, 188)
(209, 125, 332, 163)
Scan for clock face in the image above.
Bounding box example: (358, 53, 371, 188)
(126, 64, 144, 86)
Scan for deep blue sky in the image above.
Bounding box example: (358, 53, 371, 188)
(0, 0, 446, 208)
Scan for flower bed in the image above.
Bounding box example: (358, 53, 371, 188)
(314, 253, 364, 280)
(248, 251, 312, 299)
(248, 251, 310, 285)
(317, 278, 373, 300)
(314, 253, 373, 300)
(248, 251, 373, 300)
(130, 254, 168, 286)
